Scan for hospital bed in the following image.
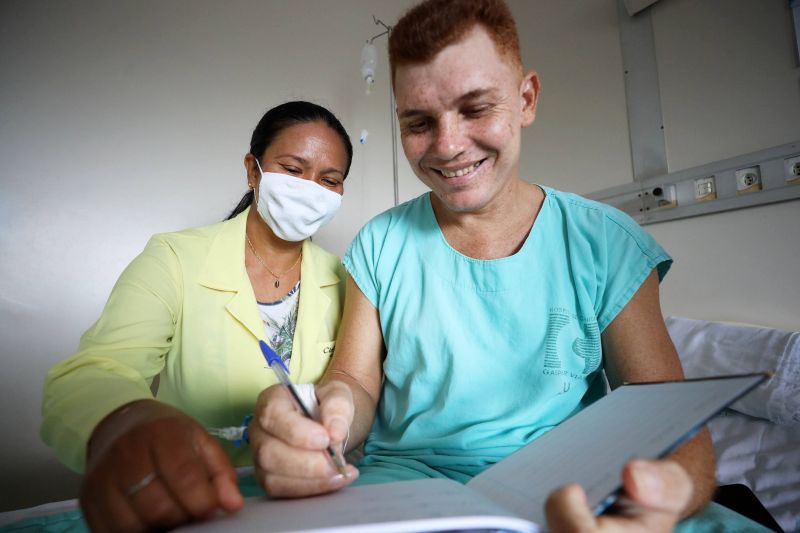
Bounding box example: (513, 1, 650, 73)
(667, 316, 800, 532)
(1, 317, 797, 531)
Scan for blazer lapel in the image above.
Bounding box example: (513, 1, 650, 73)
(197, 209, 264, 340)
(290, 240, 339, 376)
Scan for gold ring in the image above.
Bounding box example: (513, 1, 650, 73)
(125, 472, 157, 497)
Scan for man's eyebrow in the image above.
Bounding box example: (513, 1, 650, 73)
(397, 108, 427, 120)
(456, 88, 497, 103)
(398, 88, 499, 119)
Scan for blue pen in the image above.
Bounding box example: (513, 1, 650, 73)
(259, 340, 348, 476)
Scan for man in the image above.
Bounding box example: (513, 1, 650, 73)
(250, 1, 721, 530)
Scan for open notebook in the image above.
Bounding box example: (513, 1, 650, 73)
(180, 374, 766, 533)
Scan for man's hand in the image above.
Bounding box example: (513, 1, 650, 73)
(81, 401, 243, 532)
(545, 459, 693, 532)
(249, 380, 359, 497)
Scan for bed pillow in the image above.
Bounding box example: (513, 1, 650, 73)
(666, 317, 800, 426)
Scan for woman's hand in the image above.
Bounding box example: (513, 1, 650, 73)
(545, 459, 694, 532)
(249, 381, 359, 497)
(80, 400, 243, 532)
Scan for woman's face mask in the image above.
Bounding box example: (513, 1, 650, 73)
(253, 159, 342, 242)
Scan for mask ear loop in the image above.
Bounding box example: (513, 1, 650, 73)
(253, 157, 265, 175)
(251, 157, 263, 201)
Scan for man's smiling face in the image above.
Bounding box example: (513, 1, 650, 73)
(394, 24, 538, 214)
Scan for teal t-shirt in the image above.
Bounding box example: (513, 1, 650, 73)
(343, 187, 672, 484)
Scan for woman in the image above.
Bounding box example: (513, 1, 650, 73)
(40, 101, 355, 531)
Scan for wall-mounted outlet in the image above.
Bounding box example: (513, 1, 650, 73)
(735, 166, 762, 194)
(694, 176, 716, 202)
(785, 155, 800, 185)
(639, 184, 677, 212)
(651, 184, 677, 208)
(588, 141, 800, 225)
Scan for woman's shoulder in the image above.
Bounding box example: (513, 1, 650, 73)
(149, 213, 243, 250)
(124, 215, 246, 279)
(304, 239, 341, 264)
(303, 240, 345, 280)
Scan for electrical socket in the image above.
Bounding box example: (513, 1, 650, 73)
(735, 166, 762, 194)
(639, 185, 677, 212)
(785, 155, 800, 185)
(651, 184, 677, 208)
(694, 176, 716, 202)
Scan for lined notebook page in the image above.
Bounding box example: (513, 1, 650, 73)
(467, 375, 765, 526)
(179, 478, 538, 533)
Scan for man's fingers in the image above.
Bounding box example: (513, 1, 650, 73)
(255, 432, 344, 478)
(316, 381, 355, 444)
(259, 466, 359, 498)
(623, 459, 693, 515)
(545, 483, 597, 533)
(590, 460, 692, 532)
(259, 404, 332, 449)
(258, 387, 332, 449)
(544, 460, 693, 532)
(251, 381, 356, 500)
(580, 460, 692, 532)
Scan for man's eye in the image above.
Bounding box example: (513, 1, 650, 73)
(404, 120, 429, 133)
(464, 105, 491, 117)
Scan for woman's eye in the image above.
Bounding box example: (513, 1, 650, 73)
(282, 165, 302, 174)
(322, 178, 340, 187)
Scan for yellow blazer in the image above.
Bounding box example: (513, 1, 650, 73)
(41, 209, 345, 472)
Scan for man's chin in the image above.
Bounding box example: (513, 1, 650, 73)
(430, 189, 490, 214)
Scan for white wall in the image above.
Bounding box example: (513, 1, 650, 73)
(645, 0, 800, 330)
(0, 0, 417, 510)
(1, 0, 798, 511)
(511, 0, 800, 330)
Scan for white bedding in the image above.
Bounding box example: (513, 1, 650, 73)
(709, 411, 800, 532)
(667, 317, 800, 533)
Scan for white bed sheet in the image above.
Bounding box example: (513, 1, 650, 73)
(666, 316, 800, 532)
(710, 410, 800, 532)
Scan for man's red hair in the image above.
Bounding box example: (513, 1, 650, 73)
(388, 0, 523, 84)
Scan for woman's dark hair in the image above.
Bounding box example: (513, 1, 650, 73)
(226, 101, 354, 220)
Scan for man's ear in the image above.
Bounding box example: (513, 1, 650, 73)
(520, 70, 540, 127)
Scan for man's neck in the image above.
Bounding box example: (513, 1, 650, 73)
(431, 180, 545, 260)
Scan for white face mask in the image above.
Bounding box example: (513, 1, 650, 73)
(253, 159, 342, 242)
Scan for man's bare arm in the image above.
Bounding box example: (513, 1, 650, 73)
(321, 273, 385, 450)
(602, 269, 716, 517)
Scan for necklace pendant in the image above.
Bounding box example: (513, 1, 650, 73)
(274, 280, 280, 288)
